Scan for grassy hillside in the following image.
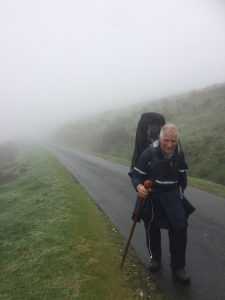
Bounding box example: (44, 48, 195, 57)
(55, 83, 225, 186)
(0, 143, 163, 300)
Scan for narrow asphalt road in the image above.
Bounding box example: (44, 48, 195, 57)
(46, 144, 225, 300)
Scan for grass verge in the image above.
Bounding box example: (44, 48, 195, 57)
(0, 146, 164, 300)
(188, 177, 225, 199)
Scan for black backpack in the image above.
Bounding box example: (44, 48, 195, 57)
(130, 112, 165, 172)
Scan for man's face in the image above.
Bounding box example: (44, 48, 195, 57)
(159, 132, 178, 154)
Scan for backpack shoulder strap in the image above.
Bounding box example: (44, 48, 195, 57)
(149, 143, 159, 166)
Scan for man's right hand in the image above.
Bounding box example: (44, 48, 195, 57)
(137, 184, 149, 198)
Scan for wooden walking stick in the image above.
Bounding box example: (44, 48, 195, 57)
(120, 180, 152, 268)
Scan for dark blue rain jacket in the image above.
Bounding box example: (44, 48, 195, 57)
(130, 143, 194, 231)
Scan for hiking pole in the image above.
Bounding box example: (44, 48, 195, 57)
(120, 180, 152, 269)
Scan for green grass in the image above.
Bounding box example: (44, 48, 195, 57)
(188, 177, 225, 199)
(0, 146, 164, 300)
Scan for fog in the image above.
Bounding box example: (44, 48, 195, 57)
(1, 0, 225, 142)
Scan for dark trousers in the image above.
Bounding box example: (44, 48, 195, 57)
(144, 220, 187, 271)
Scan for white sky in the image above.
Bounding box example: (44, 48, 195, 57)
(1, 0, 225, 141)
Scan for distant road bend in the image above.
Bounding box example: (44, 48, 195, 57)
(47, 144, 225, 300)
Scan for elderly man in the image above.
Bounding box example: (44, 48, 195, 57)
(131, 123, 194, 284)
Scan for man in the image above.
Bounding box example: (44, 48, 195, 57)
(131, 123, 193, 284)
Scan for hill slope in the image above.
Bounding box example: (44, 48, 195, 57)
(55, 83, 225, 185)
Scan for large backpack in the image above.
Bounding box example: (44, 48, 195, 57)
(130, 112, 165, 173)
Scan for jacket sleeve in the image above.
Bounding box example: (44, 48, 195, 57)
(130, 148, 152, 190)
(179, 150, 188, 191)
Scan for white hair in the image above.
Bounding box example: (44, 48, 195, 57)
(159, 123, 179, 140)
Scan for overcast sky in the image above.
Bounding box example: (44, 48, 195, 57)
(1, 0, 225, 141)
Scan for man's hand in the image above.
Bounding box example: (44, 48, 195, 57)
(137, 182, 151, 199)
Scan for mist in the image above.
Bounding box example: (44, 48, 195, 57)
(1, 0, 225, 142)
